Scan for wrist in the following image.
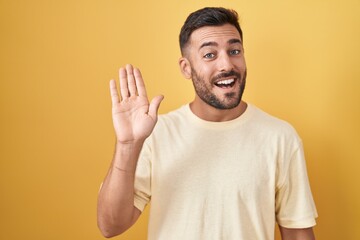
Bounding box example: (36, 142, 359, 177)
(111, 139, 145, 173)
(115, 138, 145, 148)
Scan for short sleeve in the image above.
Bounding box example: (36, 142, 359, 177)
(275, 142, 318, 228)
(133, 141, 152, 212)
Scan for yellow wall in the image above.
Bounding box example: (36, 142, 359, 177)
(1, 0, 359, 239)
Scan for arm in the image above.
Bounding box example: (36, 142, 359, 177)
(97, 64, 163, 238)
(279, 226, 315, 240)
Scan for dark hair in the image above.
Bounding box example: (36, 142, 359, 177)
(179, 7, 243, 55)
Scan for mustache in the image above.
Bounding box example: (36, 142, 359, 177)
(212, 70, 242, 82)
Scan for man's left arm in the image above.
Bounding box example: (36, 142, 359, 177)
(279, 226, 315, 240)
(276, 138, 318, 239)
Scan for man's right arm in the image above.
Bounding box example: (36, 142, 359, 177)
(97, 65, 163, 238)
(97, 141, 143, 237)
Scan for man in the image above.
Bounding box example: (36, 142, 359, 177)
(97, 7, 318, 240)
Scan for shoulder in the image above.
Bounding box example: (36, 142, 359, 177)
(156, 105, 189, 128)
(149, 105, 189, 138)
(249, 104, 290, 126)
(158, 105, 188, 122)
(249, 104, 297, 130)
(247, 104, 302, 144)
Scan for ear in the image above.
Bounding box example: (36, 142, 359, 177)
(178, 57, 192, 79)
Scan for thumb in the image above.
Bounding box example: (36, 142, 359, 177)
(148, 95, 164, 119)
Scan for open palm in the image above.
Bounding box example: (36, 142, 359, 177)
(110, 65, 163, 144)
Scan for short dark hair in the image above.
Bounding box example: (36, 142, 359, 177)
(179, 7, 243, 55)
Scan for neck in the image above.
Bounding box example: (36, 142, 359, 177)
(189, 100, 247, 122)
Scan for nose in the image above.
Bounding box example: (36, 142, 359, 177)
(218, 52, 234, 72)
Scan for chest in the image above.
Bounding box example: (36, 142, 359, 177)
(151, 129, 278, 199)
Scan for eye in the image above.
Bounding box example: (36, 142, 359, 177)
(229, 49, 241, 55)
(203, 53, 215, 59)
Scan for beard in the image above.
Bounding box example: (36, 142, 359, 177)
(190, 67, 247, 110)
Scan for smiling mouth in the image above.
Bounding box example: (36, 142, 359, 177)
(214, 78, 236, 88)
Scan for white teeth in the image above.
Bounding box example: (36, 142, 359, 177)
(216, 79, 235, 85)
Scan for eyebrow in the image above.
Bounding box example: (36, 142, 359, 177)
(228, 38, 242, 45)
(199, 38, 242, 50)
(199, 41, 218, 50)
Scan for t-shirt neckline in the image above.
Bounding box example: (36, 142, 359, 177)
(183, 102, 254, 130)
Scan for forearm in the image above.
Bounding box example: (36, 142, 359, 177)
(98, 64, 162, 237)
(279, 226, 315, 240)
(97, 141, 144, 237)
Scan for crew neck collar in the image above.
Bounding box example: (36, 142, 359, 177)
(183, 103, 254, 130)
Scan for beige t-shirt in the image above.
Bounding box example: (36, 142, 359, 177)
(134, 104, 317, 240)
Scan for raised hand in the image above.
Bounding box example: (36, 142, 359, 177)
(110, 64, 164, 144)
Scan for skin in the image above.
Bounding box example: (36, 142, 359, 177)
(97, 65, 163, 237)
(179, 24, 248, 122)
(97, 24, 315, 239)
(280, 227, 316, 240)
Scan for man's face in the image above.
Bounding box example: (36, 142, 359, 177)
(185, 24, 247, 110)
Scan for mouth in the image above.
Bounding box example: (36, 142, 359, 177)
(214, 78, 236, 88)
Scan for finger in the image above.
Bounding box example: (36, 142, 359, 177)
(133, 68, 148, 98)
(148, 95, 164, 120)
(119, 67, 129, 99)
(126, 64, 137, 96)
(109, 79, 120, 105)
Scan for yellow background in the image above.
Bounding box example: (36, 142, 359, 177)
(1, 0, 359, 239)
